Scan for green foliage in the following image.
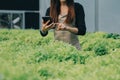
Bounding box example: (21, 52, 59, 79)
(94, 42, 108, 56)
(33, 50, 87, 64)
(0, 29, 120, 80)
(38, 68, 52, 78)
(104, 33, 120, 39)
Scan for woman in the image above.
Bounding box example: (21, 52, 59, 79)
(40, 0, 86, 50)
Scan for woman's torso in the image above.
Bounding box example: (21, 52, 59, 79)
(54, 14, 81, 50)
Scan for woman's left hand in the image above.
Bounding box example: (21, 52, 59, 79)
(56, 23, 79, 34)
(56, 23, 67, 31)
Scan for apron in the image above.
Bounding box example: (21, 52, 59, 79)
(54, 14, 81, 50)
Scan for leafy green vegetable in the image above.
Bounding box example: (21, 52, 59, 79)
(0, 29, 120, 80)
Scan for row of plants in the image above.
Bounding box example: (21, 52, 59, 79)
(0, 29, 120, 80)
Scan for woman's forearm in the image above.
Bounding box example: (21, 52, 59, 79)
(65, 26, 78, 34)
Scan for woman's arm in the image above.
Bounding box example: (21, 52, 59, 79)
(40, 8, 50, 37)
(65, 26, 78, 34)
(56, 23, 78, 34)
(74, 3, 86, 35)
(40, 20, 55, 37)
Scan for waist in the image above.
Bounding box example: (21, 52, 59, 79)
(54, 30, 78, 42)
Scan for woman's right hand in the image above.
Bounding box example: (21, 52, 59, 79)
(41, 20, 55, 32)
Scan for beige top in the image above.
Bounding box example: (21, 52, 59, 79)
(54, 14, 80, 50)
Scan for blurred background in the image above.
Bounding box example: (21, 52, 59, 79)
(0, 0, 120, 34)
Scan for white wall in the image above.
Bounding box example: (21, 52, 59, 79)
(99, 0, 120, 34)
(40, 0, 50, 19)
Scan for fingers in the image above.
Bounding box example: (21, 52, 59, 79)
(45, 23, 54, 29)
(56, 23, 66, 30)
(42, 22, 55, 32)
(41, 20, 50, 31)
(56, 24, 61, 30)
(42, 22, 67, 31)
(45, 20, 50, 25)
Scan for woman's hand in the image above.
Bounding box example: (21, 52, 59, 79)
(41, 20, 55, 32)
(56, 23, 78, 34)
(56, 23, 67, 31)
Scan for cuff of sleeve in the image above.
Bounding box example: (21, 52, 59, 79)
(40, 30, 48, 37)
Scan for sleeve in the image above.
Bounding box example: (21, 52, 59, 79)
(75, 3, 86, 35)
(45, 7, 50, 16)
(40, 30, 48, 37)
(40, 8, 50, 37)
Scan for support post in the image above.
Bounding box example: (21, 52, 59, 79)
(95, 0, 99, 32)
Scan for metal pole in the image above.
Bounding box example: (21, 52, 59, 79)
(22, 12, 25, 29)
(10, 13, 13, 29)
(39, 0, 41, 29)
(95, 0, 99, 32)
